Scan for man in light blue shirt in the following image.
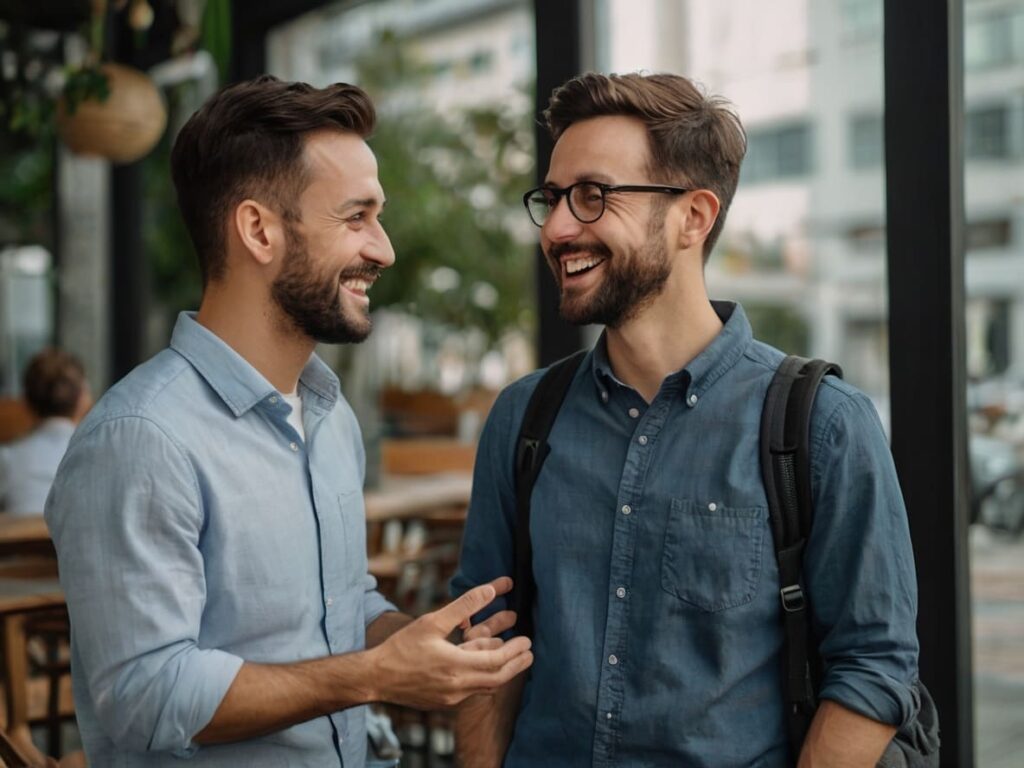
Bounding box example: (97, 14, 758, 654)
(45, 76, 532, 767)
(453, 72, 920, 767)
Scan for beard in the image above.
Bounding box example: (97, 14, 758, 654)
(548, 229, 672, 329)
(271, 222, 381, 345)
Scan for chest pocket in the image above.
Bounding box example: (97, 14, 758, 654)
(337, 490, 369, 587)
(660, 498, 766, 612)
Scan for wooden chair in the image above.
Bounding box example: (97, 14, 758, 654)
(0, 401, 35, 445)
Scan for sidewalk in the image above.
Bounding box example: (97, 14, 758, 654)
(970, 526, 1024, 768)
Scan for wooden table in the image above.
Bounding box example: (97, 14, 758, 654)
(0, 577, 66, 756)
(0, 516, 53, 559)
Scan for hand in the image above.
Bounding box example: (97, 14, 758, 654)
(369, 577, 533, 710)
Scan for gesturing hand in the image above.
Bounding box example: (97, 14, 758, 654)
(369, 577, 533, 710)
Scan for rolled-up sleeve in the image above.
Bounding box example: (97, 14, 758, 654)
(449, 379, 531, 624)
(806, 388, 920, 727)
(45, 416, 243, 756)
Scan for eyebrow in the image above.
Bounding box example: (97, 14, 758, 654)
(543, 172, 616, 188)
(335, 197, 387, 213)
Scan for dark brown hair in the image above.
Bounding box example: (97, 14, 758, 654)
(544, 72, 746, 260)
(170, 75, 376, 285)
(23, 348, 86, 419)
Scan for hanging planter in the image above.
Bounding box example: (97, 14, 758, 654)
(55, 62, 167, 164)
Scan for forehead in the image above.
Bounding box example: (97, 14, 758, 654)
(300, 130, 383, 201)
(547, 115, 652, 184)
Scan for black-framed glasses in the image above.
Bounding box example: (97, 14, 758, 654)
(522, 181, 688, 227)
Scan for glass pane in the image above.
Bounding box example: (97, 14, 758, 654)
(599, 0, 890, 423)
(966, 0, 1024, 764)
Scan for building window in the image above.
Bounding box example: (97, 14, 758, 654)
(849, 113, 884, 168)
(743, 123, 813, 183)
(846, 222, 886, 252)
(965, 12, 1018, 70)
(840, 0, 882, 39)
(967, 218, 1013, 251)
(966, 105, 1010, 160)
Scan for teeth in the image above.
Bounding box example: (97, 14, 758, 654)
(342, 279, 370, 292)
(565, 256, 605, 274)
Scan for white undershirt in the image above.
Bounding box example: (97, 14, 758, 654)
(282, 391, 305, 441)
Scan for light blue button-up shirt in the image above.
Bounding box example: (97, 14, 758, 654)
(452, 302, 920, 768)
(46, 313, 395, 767)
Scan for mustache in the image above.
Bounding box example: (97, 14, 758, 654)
(547, 241, 613, 261)
(339, 265, 385, 282)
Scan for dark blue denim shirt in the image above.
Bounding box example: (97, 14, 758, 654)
(451, 302, 919, 768)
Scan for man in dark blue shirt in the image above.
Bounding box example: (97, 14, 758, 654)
(451, 72, 919, 767)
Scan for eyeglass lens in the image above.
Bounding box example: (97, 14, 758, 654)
(527, 183, 604, 226)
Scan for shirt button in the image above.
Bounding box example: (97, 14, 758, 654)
(606, 712, 613, 720)
(688, 393, 698, 406)
(269, 395, 279, 404)
(638, 435, 648, 445)
(289, 442, 299, 452)
(628, 407, 640, 418)
(326, 596, 333, 606)
(601, 390, 609, 403)
(615, 587, 626, 599)
(708, 502, 718, 512)
(621, 504, 632, 516)
(608, 654, 618, 666)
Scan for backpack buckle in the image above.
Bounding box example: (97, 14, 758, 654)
(780, 584, 805, 613)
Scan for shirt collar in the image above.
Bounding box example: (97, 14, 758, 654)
(589, 300, 752, 404)
(169, 312, 340, 417)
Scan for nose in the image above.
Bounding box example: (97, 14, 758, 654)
(365, 226, 396, 268)
(541, 194, 584, 245)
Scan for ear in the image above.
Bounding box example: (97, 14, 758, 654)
(232, 199, 286, 266)
(674, 189, 721, 253)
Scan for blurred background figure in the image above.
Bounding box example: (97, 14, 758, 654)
(0, 349, 91, 516)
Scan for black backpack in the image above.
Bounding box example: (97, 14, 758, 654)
(510, 351, 939, 767)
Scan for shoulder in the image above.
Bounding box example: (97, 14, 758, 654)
(487, 352, 590, 432)
(73, 349, 195, 442)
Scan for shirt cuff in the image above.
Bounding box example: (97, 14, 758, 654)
(818, 667, 918, 728)
(160, 649, 244, 758)
(364, 591, 399, 628)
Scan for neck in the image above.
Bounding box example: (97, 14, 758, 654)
(603, 281, 722, 403)
(196, 283, 315, 394)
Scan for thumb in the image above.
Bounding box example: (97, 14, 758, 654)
(430, 583, 498, 633)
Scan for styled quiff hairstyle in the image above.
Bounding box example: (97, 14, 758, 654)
(23, 348, 86, 420)
(171, 75, 376, 285)
(544, 72, 746, 261)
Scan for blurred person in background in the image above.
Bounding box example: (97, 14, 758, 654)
(0, 348, 91, 515)
(45, 76, 530, 768)
(452, 71, 921, 768)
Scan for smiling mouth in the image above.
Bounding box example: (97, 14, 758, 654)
(340, 276, 375, 297)
(564, 255, 607, 277)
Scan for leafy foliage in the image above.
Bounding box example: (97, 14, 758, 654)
(355, 30, 536, 343)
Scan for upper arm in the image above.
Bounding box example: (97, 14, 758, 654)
(449, 383, 527, 619)
(804, 387, 919, 726)
(46, 416, 242, 753)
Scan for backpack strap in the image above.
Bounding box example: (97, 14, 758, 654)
(511, 350, 588, 639)
(759, 355, 842, 755)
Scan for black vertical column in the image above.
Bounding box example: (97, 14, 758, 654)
(532, 0, 584, 365)
(884, 1, 972, 766)
(109, 21, 148, 381)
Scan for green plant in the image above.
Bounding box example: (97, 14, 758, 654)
(356, 29, 536, 344)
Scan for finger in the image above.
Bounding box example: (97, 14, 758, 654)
(429, 583, 499, 633)
(486, 576, 513, 597)
(459, 637, 504, 652)
(464, 610, 517, 641)
(455, 635, 533, 672)
(462, 650, 534, 693)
